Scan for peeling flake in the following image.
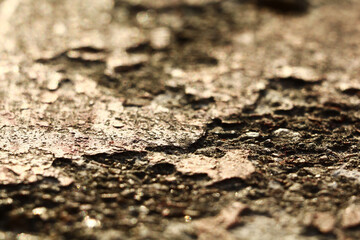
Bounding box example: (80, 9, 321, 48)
(194, 202, 248, 239)
(274, 66, 322, 82)
(150, 149, 255, 183)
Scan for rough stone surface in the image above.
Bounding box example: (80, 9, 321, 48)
(1, 0, 360, 239)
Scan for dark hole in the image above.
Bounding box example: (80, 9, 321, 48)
(150, 163, 176, 175)
(256, 0, 309, 14)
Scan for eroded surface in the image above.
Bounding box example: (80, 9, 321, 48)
(1, 0, 360, 239)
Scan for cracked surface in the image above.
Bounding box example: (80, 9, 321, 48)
(1, 0, 360, 239)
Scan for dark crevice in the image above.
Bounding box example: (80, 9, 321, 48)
(255, 0, 310, 14)
(84, 151, 148, 165)
(269, 77, 322, 89)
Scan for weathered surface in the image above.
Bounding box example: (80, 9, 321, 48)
(149, 149, 255, 184)
(1, 0, 360, 239)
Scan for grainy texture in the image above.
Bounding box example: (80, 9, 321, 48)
(1, 0, 360, 239)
